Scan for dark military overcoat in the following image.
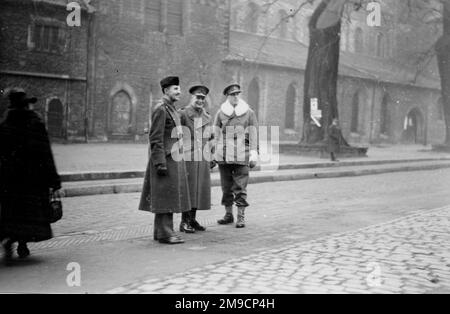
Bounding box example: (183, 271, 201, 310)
(139, 97, 191, 214)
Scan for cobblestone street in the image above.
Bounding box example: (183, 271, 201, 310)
(1, 169, 450, 294)
(111, 206, 450, 294)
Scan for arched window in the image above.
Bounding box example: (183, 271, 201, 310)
(376, 33, 385, 58)
(285, 83, 296, 129)
(278, 9, 288, 39)
(354, 27, 364, 54)
(244, 2, 260, 33)
(404, 108, 425, 144)
(47, 98, 64, 138)
(351, 92, 360, 133)
(380, 93, 390, 135)
(248, 78, 260, 118)
(111, 90, 132, 135)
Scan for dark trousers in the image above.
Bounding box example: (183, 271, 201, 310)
(219, 164, 250, 208)
(331, 152, 337, 161)
(154, 213, 174, 240)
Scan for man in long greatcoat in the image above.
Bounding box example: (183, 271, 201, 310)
(178, 85, 214, 233)
(139, 76, 191, 245)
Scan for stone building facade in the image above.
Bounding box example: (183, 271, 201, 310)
(0, 0, 445, 145)
(227, 0, 444, 145)
(0, 0, 91, 140)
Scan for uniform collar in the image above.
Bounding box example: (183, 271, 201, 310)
(185, 105, 211, 127)
(162, 95, 176, 108)
(186, 105, 209, 118)
(220, 99, 250, 117)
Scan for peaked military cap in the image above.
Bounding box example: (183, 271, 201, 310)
(223, 84, 241, 96)
(189, 85, 210, 97)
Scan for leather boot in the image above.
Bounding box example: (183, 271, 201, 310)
(2, 238, 14, 265)
(180, 212, 196, 233)
(17, 242, 30, 259)
(218, 207, 234, 225)
(236, 207, 246, 228)
(190, 209, 206, 231)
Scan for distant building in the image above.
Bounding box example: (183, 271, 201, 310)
(0, 0, 91, 140)
(0, 0, 445, 145)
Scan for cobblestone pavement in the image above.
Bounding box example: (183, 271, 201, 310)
(32, 168, 450, 252)
(1, 169, 449, 293)
(110, 206, 450, 294)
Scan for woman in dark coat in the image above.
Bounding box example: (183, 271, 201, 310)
(178, 85, 214, 233)
(0, 90, 61, 261)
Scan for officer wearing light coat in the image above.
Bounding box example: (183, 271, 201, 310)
(214, 84, 259, 228)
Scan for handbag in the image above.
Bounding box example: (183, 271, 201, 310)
(48, 190, 63, 223)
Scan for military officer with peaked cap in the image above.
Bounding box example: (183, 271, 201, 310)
(139, 76, 191, 245)
(214, 84, 259, 229)
(178, 85, 214, 234)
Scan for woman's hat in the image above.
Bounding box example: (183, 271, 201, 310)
(7, 89, 37, 108)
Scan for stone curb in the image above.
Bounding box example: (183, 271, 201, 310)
(61, 161, 450, 198)
(60, 157, 450, 182)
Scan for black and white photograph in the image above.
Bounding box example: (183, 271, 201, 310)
(0, 0, 450, 298)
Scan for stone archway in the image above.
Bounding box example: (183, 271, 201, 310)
(108, 82, 138, 139)
(403, 108, 425, 144)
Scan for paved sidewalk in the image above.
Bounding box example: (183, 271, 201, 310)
(52, 143, 450, 173)
(110, 206, 450, 294)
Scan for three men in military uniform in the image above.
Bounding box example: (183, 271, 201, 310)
(140, 77, 259, 244)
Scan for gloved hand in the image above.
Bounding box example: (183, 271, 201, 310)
(156, 164, 168, 176)
(249, 150, 258, 169)
(210, 160, 218, 170)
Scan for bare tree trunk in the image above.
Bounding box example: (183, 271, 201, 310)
(436, 0, 450, 145)
(301, 0, 349, 146)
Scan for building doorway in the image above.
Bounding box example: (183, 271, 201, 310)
(403, 108, 425, 144)
(47, 98, 64, 138)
